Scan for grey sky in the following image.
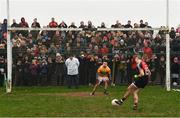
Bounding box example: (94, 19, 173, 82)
(0, 0, 179, 28)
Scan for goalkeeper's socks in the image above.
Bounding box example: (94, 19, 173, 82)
(104, 89, 109, 95)
(90, 89, 96, 96)
(133, 103, 138, 110)
(90, 91, 95, 96)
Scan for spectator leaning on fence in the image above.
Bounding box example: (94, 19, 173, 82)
(65, 54, 80, 89)
(31, 18, 41, 39)
(19, 17, 29, 37)
(58, 21, 68, 28)
(49, 17, 58, 28)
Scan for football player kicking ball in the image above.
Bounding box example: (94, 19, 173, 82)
(114, 55, 151, 110)
(90, 62, 111, 96)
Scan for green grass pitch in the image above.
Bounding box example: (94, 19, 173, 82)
(0, 85, 180, 117)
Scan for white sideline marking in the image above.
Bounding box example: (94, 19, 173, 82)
(172, 89, 180, 92)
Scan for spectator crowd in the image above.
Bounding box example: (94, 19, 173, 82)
(0, 17, 180, 87)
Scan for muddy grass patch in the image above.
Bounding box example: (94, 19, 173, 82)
(31, 92, 106, 97)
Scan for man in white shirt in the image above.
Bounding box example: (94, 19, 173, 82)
(65, 54, 80, 89)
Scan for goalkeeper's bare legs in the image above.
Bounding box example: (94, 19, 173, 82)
(90, 80, 109, 95)
(104, 80, 109, 95)
(90, 82, 99, 95)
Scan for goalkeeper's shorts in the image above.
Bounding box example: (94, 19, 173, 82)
(133, 75, 148, 88)
(97, 76, 109, 84)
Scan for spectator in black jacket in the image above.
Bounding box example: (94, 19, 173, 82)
(58, 21, 68, 28)
(78, 52, 87, 85)
(79, 21, 86, 28)
(31, 18, 40, 28)
(112, 54, 120, 85)
(68, 22, 77, 28)
(39, 57, 48, 86)
(51, 53, 65, 86)
(87, 20, 95, 29)
(158, 55, 166, 85)
(171, 57, 180, 85)
(169, 27, 176, 39)
(11, 19, 19, 27)
(87, 55, 96, 86)
(30, 18, 41, 38)
(98, 22, 106, 28)
(22, 56, 31, 86)
(112, 20, 121, 28)
(0, 57, 5, 87)
(1, 19, 7, 33)
(124, 20, 132, 28)
(171, 33, 180, 52)
(139, 20, 146, 28)
(11, 19, 19, 37)
(145, 22, 153, 34)
(47, 56, 55, 85)
(29, 59, 39, 86)
(14, 60, 23, 86)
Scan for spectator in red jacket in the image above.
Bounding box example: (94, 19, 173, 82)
(100, 43, 109, 55)
(49, 17, 58, 28)
(142, 40, 153, 59)
(48, 17, 58, 38)
(19, 17, 29, 37)
(19, 17, 29, 28)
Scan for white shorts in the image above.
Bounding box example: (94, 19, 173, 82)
(97, 76, 109, 84)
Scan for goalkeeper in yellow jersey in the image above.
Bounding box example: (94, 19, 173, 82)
(90, 62, 111, 96)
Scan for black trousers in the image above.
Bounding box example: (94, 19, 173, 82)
(0, 74, 4, 86)
(67, 74, 79, 88)
(51, 73, 64, 86)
